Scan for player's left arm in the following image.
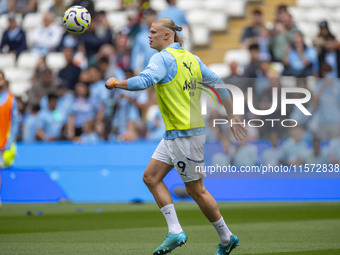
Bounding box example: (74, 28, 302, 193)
(5, 97, 19, 150)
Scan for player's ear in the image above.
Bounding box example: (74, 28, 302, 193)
(164, 31, 171, 40)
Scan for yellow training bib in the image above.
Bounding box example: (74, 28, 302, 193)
(155, 47, 205, 131)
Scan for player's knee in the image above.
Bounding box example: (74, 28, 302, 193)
(143, 173, 155, 187)
(186, 185, 205, 200)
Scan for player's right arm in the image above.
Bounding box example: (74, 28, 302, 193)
(197, 56, 247, 143)
(105, 53, 166, 91)
(221, 97, 247, 143)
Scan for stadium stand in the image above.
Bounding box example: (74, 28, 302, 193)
(21, 12, 43, 31)
(94, 0, 121, 12)
(0, 0, 339, 155)
(46, 51, 67, 71)
(16, 51, 40, 69)
(0, 53, 16, 69)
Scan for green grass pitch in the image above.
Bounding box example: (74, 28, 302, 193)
(0, 202, 340, 254)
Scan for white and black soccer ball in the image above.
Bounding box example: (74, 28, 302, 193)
(63, 6, 91, 34)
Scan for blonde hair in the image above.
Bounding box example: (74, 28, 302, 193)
(154, 17, 183, 46)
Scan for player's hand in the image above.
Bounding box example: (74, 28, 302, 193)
(230, 116, 247, 144)
(105, 77, 118, 90)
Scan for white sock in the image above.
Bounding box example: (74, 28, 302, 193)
(211, 217, 232, 245)
(160, 204, 183, 234)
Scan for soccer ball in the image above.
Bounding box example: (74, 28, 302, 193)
(63, 6, 91, 34)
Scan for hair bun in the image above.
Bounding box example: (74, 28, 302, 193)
(175, 25, 183, 32)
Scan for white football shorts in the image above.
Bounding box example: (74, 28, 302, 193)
(152, 134, 206, 182)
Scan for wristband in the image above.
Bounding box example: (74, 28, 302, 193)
(111, 79, 118, 89)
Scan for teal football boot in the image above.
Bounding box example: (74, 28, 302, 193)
(153, 231, 187, 255)
(215, 235, 239, 255)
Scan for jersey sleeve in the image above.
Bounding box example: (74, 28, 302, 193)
(195, 56, 230, 100)
(127, 53, 167, 91)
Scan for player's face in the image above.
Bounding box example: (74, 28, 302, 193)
(0, 72, 5, 90)
(149, 22, 165, 51)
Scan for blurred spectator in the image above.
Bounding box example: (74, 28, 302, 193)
(212, 135, 235, 167)
(269, 22, 288, 62)
(261, 131, 283, 166)
(313, 21, 335, 54)
(78, 13, 113, 60)
(92, 44, 126, 80)
(121, 87, 150, 121)
(0, 0, 9, 15)
(96, 56, 109, 78)
(117, 119, 142, 141)
(0, 70, 18, 196)
(58, 32, 80, 52)
(49, 0, 66, 19)
(115, 32, 131, 71)
(156, 0, 190, 35)
(329, 134, 340, 164)
(283, 32, 318, 76)
(78, 120, 102, 143)
(156, 0, 192, 48)
(244, 44, 260, 78)
(31, 56, 48, 82)
(257, 71, 285, 138)
(36, 93, 64, 141)
(85, 65, 107, 103)
(130, 9, 157, 74)
(120, 0, 139, 10)
(247, 125, 260, 141)
(0, 13, 27, 56)
(270, 10, 299, 62)
(305, 136, 329, 164)
(58, 47, 81, 91)
(8, 0, 37, 16)
(22, 104, 40, 142)
(318, 34, 340, 78)
(257, 27, 271, 61)
(205, 110, 223, 142)
(97, 55, 126, 82)
(312, 63, 340, 141)
(120, 9, 140, 38)
(69, 0, 95, 17)
(281, 126, 308, 165)
(241, 9, 263, 47)
(289, 77, 316, 133)
(279, 11, 299, 44)
(275, 4, 288, 23)
(40, 81, 74, 125)
(0, 71, 18, 150)
(231, 142, 258, 168)
(66, 81, 102, 139)
(31, 11, 64, 56)
(110, 90, 141, 141)
(94, 10, 112, 39)
(27, 68, 58, 106)
(254, 60, 271, 97)
(54, 83, 74, 124)
(223, 61, 243, 90)
(145, 87, 165, 140)
(96, 54, 125, 128)
(145, 103, 164, 141)
(15, 96, 26, 142)
(94, 119, 106, 140)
